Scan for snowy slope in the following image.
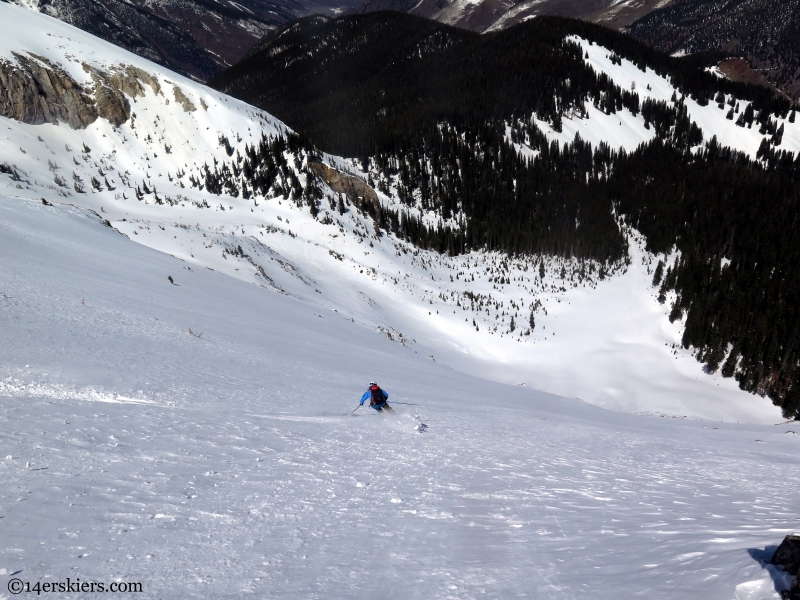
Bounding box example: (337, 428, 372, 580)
(0, 0, 786, 429)
(2, 182, 800, 600)
(529, 37, 800, 157)
(2, 7, 800, 598)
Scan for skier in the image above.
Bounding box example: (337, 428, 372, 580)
(360, 381, 393, 412)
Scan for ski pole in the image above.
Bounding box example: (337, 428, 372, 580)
(351, 405, 361, 415)
(391, 402, 419, 406)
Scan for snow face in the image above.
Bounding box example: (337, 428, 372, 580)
(528, 37, 800, 158)
(2, 194, 799, 599)
(0, 3, 285, 191)
(0, 1, 784, 424)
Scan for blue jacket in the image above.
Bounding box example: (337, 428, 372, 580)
(360, 387, 389, 405)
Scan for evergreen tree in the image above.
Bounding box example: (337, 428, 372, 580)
(652, 260, 664, 286)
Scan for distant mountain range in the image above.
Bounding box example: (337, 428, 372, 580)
(3, 0, 365, 81)
(353, 0, 800, 99)
(354, 0, 668, 33)
(8, 0, 800, 99)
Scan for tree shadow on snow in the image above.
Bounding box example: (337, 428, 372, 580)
(747, 545, 793, 595)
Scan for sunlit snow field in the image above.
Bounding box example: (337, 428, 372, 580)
(1, 4, 799, 597)
(2, 196, 799, 599)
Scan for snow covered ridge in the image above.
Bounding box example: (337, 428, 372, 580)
(526, 36, 800, 159)
(0, 3, 786, 423)
(4, 0, 292, 82)
(0, 4, 286, 172)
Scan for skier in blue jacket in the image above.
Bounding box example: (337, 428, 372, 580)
(360, 381, 393, 412)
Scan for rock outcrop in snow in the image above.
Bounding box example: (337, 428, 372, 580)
(0, 52, 97, 128)
(0, 49, 165, 128)
(172, 85, 196, 113)
(773, 535, 800, 599)
(308, 160, 377, 205)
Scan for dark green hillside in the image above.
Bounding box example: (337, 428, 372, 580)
(609, 141, 800, 417)
(211, 11, 785, 158)
(629, 0, 800, 100)
(211, 12, 800, 417)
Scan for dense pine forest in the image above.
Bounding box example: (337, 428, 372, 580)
(210, 12, 800, 418)
(629, 0, 800, 100)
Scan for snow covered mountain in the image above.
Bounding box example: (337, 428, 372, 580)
(353, 0, 798, 101)
(2, 3, 796, 421)
(355, 0, 671, 33)
(1, 4, 799, 598)
(1, 3, 792, 423)
(215, 12, 800, 418)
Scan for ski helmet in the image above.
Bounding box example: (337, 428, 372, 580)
(369, 381, 377, 386)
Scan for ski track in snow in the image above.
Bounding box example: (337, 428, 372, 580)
(2, 389, 799, 598)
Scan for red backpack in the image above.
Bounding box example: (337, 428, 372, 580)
(369, 385, 384, 405)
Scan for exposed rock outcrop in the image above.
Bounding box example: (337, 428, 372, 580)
(83, 64, 130, 127)
(773, 535, 800, 600)
(98, 64, 161, 100)
(774, 535, 800, 574)
(308, 161, 378, 206)
(0, 52, 97, 128)
(785, 579, 800, 600)
(0, 52, 162, 129)
(173, 85, 195, 112)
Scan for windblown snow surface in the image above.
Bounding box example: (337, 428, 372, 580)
(1, 4, 799, 598)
